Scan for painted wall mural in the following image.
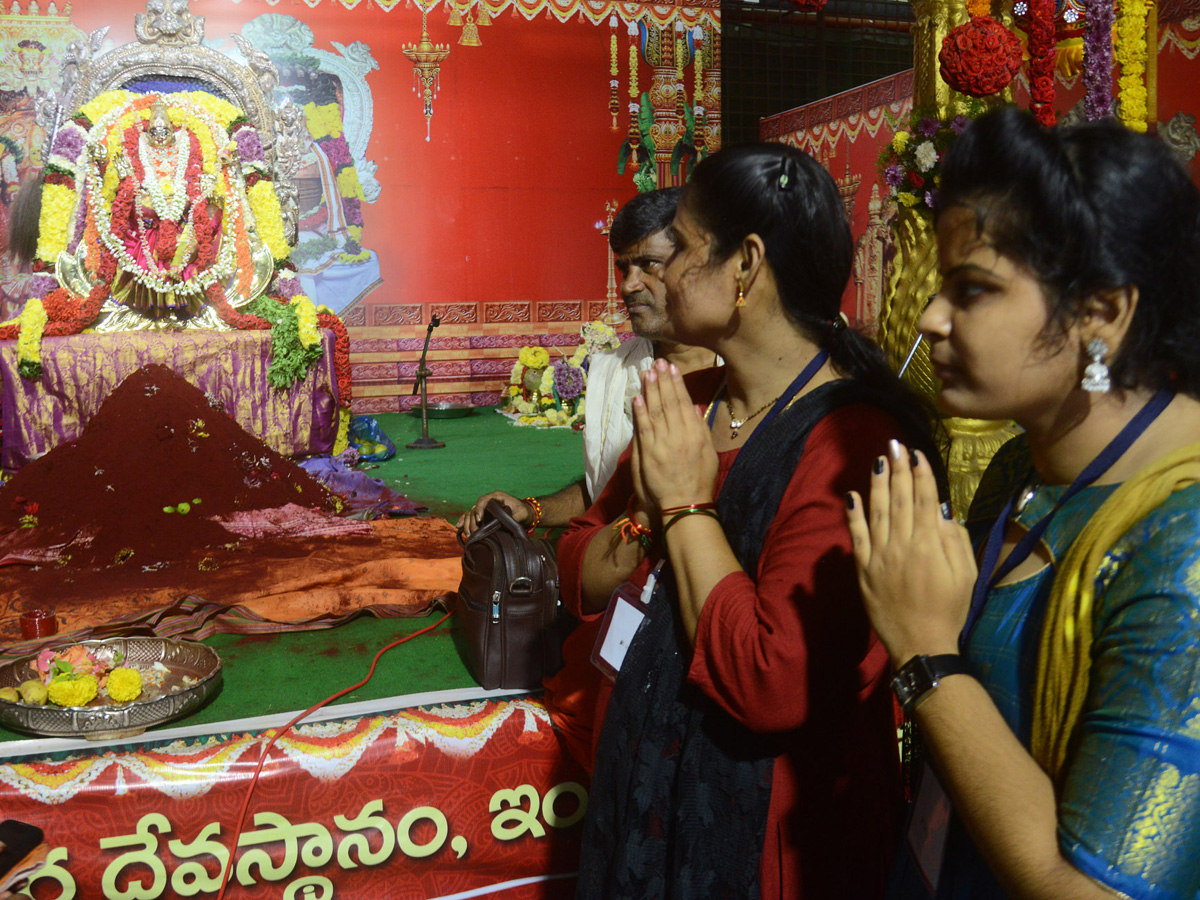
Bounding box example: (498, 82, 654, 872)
(0, 0, 721, 413)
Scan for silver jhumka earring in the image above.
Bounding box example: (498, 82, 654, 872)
(1082, 337, 1111, 393)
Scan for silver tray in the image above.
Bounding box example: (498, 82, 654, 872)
(0, 638, 221, 740)
(415, 402, 474, 419)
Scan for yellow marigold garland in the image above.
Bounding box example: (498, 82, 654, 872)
(16, 298, 47, 376)
(247, 179, 290, 261)
(35, 182, 77, 264)
(303, 102, 344, 140)
(183, 91, 241, 131)
(518, 346, 550, 369)
(336, 167, 365, 201)
(292, 294, 320, 348)
(1116, 0, 1149, 132)
(77, 90, 137, 126)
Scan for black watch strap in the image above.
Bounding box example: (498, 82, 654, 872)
(891, 653, 970, 712)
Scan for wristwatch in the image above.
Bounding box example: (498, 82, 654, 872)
(891, 654, 970, 712)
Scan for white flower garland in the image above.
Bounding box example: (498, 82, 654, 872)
(136, 128, 191, 222)
(83, 95, 240, 298)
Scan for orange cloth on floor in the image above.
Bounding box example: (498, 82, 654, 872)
(0, 516, 463, 642)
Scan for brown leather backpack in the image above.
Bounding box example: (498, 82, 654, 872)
(454, 499, 563, 690)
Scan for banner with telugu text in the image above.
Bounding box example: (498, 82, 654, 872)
(0, 698, 587, 899)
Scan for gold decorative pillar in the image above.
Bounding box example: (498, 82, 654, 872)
(645, 25, 685, 188)
(876, 0, 1018, 517)
(700, 25, 721, 154)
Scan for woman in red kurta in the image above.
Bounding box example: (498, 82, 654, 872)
(568, 145, 941, 900)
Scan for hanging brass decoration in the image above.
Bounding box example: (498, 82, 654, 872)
(608, 21, 620, 131)
(447, 3, 463, 26)
(459, 10, 482, 45)
(402, 7, 451, 141)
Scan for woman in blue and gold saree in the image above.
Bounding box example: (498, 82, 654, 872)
(845, 106, 1200, 900)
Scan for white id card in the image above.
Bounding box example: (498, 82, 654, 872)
(907, 760, 951, 894)
(591, 565, 660, 680)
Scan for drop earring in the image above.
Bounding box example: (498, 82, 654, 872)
(1082, 337, 1111, 393)
(735, 276, 746, 308)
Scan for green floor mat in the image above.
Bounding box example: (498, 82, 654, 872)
(361, 408, 585, 522)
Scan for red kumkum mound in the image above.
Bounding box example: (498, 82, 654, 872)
(0, 364, 337, 568)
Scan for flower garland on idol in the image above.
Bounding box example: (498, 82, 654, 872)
(304, 101, 367, 251)
(0, 90, 351, 418)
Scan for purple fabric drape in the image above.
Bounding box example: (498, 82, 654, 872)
(1, 329, 338, 470)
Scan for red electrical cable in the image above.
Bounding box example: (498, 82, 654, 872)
(214, 610, 453, 899)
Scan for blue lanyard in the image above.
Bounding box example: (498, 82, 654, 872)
(961, 388, 1175, 645)
(705, 349, 829, 454)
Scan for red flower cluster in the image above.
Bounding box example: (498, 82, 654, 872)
(939, 16, 1023, 97)
(317, 310, 353, 408)
(1028, 0, 1058, 126)
(208, 283, 271, 332)
(787, 0, 827, 10)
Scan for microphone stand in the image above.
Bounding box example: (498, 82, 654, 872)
(407, 314, 445, 450)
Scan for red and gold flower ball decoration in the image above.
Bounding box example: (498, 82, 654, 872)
(939, 13, 1023, 97)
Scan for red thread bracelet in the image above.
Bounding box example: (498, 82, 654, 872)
(660, 502, 717, 516)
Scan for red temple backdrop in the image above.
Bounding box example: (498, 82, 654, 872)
(0, 0, 719, 413)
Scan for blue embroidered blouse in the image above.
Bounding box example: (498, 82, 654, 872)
(891, 435, 1200, 900)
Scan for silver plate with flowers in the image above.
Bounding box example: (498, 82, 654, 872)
(0, 637, 221, 740)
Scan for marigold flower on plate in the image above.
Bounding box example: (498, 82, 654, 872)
(48, 673, 99, 707)
(106, 667, 143, 703)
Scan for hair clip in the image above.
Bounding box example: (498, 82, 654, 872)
(776, 158, 796, 191)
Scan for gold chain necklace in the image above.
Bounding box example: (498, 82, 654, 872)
(727, 394, 781, 438)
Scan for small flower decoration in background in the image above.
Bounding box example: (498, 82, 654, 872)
(554, 362, 585, 402)
(877, 104, 986, 219)
(938, 0, 1023, 99)
(518, 345, 550, 370)
(502, 334, 597, 428)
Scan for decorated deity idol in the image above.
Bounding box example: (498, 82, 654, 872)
(37, 89, 287, 331)
(0, 89, 352, 443)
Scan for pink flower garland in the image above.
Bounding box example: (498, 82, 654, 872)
(1028, 0, 1058, 126)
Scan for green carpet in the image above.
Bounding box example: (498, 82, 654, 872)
(365, 408, 585, 522)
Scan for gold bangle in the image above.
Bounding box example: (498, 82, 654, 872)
(663, 507, 720, 535)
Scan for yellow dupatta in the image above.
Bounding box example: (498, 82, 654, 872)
(1032, 440, 1200, 783)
